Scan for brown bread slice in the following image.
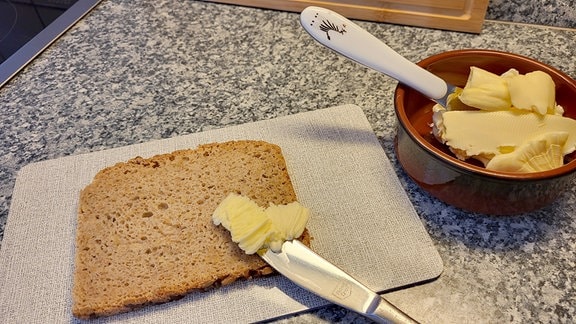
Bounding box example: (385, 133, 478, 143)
(72, 140, 310, 319)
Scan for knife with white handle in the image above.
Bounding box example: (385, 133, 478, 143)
(259, 240, 419, 324)
(300, 6, 459, 108)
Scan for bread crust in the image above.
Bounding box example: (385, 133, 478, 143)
(72, 140, 310, 319)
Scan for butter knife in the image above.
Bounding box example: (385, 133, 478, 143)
(259, 240, 419, 324)
(300, 6, 459, 108)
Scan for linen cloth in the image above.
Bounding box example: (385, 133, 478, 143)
(0, 104, 443, 323)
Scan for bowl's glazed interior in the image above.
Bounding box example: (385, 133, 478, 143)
(394, 49, 576, 214)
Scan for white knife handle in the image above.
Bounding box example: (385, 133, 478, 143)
(300, 6, 449, 102)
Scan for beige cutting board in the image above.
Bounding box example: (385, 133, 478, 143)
(0, 104, 443, 323)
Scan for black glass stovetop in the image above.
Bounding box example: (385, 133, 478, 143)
(0, 0, 102, 88)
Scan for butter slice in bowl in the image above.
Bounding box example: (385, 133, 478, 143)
(433, 109, 576, 169)
(213, 193, 310, 254)
(432, 66, 576, 173)
(485, 132, 568, 172)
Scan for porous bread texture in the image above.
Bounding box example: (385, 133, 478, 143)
(72, 140, 310, 319)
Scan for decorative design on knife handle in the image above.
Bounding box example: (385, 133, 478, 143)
(309, 12, 347, 41)
(319, 19, 346, 40)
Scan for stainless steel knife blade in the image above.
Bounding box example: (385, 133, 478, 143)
(259, 240, 419, 324)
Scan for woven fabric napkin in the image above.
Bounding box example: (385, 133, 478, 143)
(0, 104, 442, 323)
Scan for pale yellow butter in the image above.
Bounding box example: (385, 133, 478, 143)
(456, 67, 560, 115)
(507, 70, 557, 115)
(432, 67, 573, 172)
(212, 193, 310, 254)
(434, 110, 576, 166)
(459, 67, 511, 111)
(485, 132, 568, 172)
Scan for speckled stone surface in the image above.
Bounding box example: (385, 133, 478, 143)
(486, 0, 576, 28)
(0, 1, 575, 323)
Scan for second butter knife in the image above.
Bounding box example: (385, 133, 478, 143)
(300, 6, 459, 108)
(259, 240, 419, 324)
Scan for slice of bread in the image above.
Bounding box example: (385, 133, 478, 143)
(72, 140, 310, 319)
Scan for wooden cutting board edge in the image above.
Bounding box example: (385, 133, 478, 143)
(206, 0, 489, 33)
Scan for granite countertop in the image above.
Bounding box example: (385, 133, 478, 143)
(1, 0, 575, 323)
(486, 0, 576, 28)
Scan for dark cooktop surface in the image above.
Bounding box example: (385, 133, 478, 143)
(0, 0, 75, 64)
(0, 0, 102, 88)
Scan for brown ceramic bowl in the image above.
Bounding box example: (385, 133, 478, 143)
(394, 49, 576, 215)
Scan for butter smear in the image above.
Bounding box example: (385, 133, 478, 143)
(212, 193, 310, 254)
(433, 67, 576, 172)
